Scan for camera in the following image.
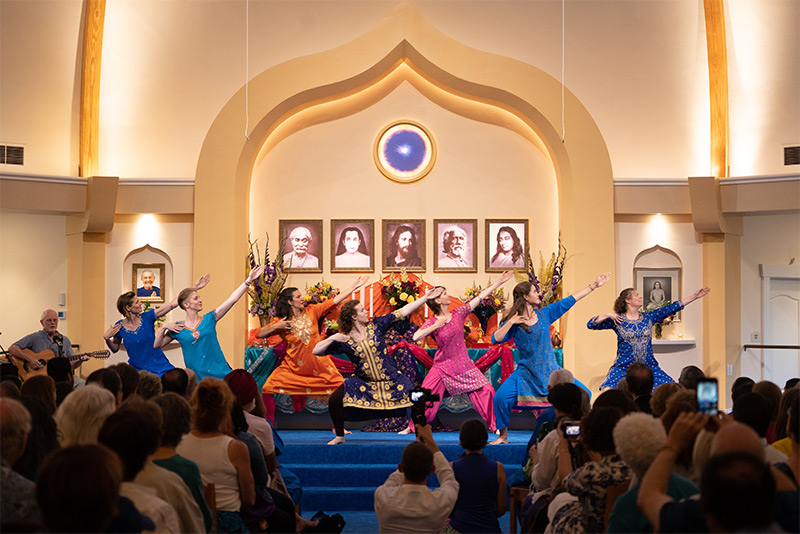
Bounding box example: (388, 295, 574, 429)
(410, 386, 440, 427)
(562, 420, 581, 438)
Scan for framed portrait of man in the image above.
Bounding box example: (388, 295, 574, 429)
(635, 267, 682, 321)
(381, 219, 425, 272)
(433, 219, 477, 273)
(279, 220, 323, 273)
(485, 219, 528, 272)
(331, 219, 375, 273)
(132, 263, 165, 303)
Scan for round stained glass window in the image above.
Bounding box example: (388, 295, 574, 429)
(373, 121, 436, 184)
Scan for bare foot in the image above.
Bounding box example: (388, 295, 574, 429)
(397, 426, 413, 435)
(489, 428, 508, 445)
(331, 427, 352, 435)
(327, 436, 345, 445)
(296, 515, 318, 532)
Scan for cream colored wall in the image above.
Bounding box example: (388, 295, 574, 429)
(0, 211, 70, 344)
(104, 217, 195, 367)
(612, 220, 705, 385)
(739, 213, 800, 381)
(249, 81, 559, 297)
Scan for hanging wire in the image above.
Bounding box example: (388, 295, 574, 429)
(244, 0, 250, 141)
(561, 0, 565, 143)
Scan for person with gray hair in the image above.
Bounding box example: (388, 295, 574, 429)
(283, 226, 319, 268)
(54, 384, 116, 446)
(438, 225, 470, 268)
(0, 397, 41, 527)
(607, 413, 697, 533)
(137, 370, 163, 400)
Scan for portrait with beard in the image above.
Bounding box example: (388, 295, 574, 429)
(383, 220, 425, 271)
(434, 220, 476, 272)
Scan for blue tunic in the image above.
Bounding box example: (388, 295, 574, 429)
(588, 300, 684, 389)
(324, 310, 413, 411)
(492, 296, 576, 402)
(113, 309, 174, 376)
(171, 312, 232, 381)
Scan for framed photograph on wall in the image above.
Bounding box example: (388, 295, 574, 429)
(132, 263, 165, 303)
(279, 220, 323, 273)
(485, 219, 528, 272)
(433, 219, 477, 272)
(635, 267, 682, 321)
(331, 219, 375, 272)
(382, 219, 426, 272)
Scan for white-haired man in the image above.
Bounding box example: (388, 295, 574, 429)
(9, 310, 86, 372)
(438, 226, 470, 268)
(283, 226, 319, 268)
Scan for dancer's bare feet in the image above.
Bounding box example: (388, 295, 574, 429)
(296, 514, 318, 532)
(331, 427, 352, 435)
(489, 428, 508, 445)
(327, 435, 345, 445)
(397, 426, 413, 435)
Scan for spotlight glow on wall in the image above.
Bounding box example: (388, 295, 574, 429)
(648, 214, 668, 245)
(135, 214, 159, 247)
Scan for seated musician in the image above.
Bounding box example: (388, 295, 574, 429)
(8, 309, 87, 372)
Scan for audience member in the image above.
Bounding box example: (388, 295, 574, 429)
(592, 388, 638, 415)
(730, 376, 755, 403)
(36, 444, 137, 533)
(0, 398, 41, 529)
(374, 424, 459, 533)
(162, 367, 190, 397)
(54, 384, 116, 446)
(772, 386, 800, 457)
(448, 419, 506, 533)
(86, 367, 123, 405)
(615, 377, 629, 395)
(46, 356, 74, 387)
(733, 391, 788, 463)
(224, 370, 277, 474)
(177, 378, 256, 532)
(20, 374, 57, 416)
(677, 365, 705, 391)
(522, 369, 578, 466)
(55, 381, 73, 406)
(649, 382, 682, 418)
(607, 413, 697, 533)
(137, 369, 163, 399)
(659, 389, 699, 479)
(753, 379, 782, 442)
(0, 362, 22, 389)
(15, 397, 59, 481)
(111, 362, 141, 401)
(774, 391, 799, 487)
(187, 368, 198, 397)
(0, 379, 22, 400)
(98, 408, 182, 533)
(785, 377, 800, 390)
(626, 362, 654, 414)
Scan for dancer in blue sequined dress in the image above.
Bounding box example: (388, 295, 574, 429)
(589, 286, 709, 389)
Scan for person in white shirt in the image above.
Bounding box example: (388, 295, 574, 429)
(374, 424, 459, 533)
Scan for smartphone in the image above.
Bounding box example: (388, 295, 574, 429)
(565, 424, 581, 437)
(697, 378, 718, 415)
(410, 391, 423, 402)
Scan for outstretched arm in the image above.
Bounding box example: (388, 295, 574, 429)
(214, 266, 267, 321)
(156, 274, 210, 318)
(103, 324, 122, 352)
(570, 272, 611, 302)
(312, 333, 348, 356)
(680, 287, 710, 307)
(399, 287, 444, 319)
(154, 322, 184, 349)
(468, 271, 513, 312)
(412, 316, 448, 342)
(492, 313, 524, 344)
(333, 275, 370, 306)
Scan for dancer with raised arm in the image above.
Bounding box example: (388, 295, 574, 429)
(490, 272, 611, 444)
(313, 287, 444, 444)
(405, 271, 514, 432)
(104, 275, 210, 376)
(589, 286, 710, 389)
(256, 275, 369, 399)
(154, 266, 266, 380)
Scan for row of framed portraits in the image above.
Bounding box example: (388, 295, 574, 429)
(279, 219, 528, 274)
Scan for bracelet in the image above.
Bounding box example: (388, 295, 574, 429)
(244, 280, 252, 287)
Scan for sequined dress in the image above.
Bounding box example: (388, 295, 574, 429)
(589, 300, 684, 389)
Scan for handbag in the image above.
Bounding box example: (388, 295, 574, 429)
(305, 511, 346, 534)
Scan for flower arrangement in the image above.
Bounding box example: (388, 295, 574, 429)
(649, 301, 675, 339)
(518, 236, 567, 306)
(463, 282, 507, 313)
(380, 268, 421, 309)
(247, 234, 288, 320)
(304, 280, 335, 305)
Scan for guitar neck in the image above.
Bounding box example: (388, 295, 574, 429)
(67, 350, 110, 361)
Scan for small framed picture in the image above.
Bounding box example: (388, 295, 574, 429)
(433, 219, 477, 272)
(382, 219, 426, 272)
(485, 219, 528, 272)
(132, 263, 165, 303)
(279, 220, 323, 273)
(331, 219, 375, 272)
(635, 267, 682, 321)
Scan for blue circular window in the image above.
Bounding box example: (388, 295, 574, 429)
(374, 121, 436, 183)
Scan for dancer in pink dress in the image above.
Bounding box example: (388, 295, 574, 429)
(407, 271, 513, 432)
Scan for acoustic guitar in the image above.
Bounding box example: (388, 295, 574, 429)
(11, 348, 110, 381)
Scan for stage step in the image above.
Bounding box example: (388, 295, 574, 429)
(277, 429, 530, 512)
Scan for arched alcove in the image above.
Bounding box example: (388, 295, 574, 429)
(123, 244, 174, 299)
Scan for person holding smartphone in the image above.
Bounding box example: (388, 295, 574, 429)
(589, 287, 710, 390)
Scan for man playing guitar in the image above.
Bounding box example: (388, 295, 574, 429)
(8, 309, 89, 373)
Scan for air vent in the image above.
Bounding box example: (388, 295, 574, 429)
(0, 145, 25, 165)
(785, 146, 800, 166)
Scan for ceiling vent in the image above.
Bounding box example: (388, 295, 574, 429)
(785, 146, 800, 166)
(0, 145, 25, 165)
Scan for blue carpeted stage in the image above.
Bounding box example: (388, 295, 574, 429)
(281, 429, 531, 533)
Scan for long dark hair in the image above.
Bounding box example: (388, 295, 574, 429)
(274, 287, 299, 320)
(424, 286, 446, 315)
(339, 300, 360, 334)
(491, 226, 523, 263)
(388, 225, 420, 260)
(501, 281, 535, 333)
(614, 288, 635, 314)
(335, 227, 368, 256)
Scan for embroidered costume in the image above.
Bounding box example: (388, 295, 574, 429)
(112, 309, 174, 376)
(171, 312, 232, 381)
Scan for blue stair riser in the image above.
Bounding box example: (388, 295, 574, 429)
(280, 444, 524, 465)
(301, 487, 376, 512)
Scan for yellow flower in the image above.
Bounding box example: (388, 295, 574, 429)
(406, 296, 415, 303)
(399, 292, 408, 301)
(495, 298, 501, 305)
(389, 297, 397, 305)
(303, 295, 312, 302)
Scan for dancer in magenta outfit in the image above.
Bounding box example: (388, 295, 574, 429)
(406, 271, 514, 432)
